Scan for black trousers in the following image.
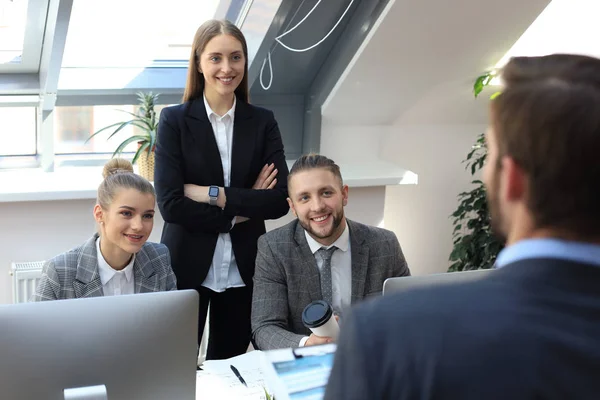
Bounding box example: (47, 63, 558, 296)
(196, 285, 252, 360)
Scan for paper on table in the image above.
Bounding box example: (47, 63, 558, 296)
(197, 351, 271, 400)
(201, 350, 264, 374)
(196, 370, 268, 400)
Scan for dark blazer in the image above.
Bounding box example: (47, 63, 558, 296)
(251, 219, 410, 350)
(32, 234, 177, 301)
(325, 258, 600, 400)
(154, 97, 290, 289)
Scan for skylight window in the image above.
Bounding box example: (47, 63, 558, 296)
(495, 0, 600, 68)
(0, 0, 28, 64)
(61, 0, 223, 68)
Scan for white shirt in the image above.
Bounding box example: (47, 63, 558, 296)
(95, 238, 135, 296)
(300, 223, 351, 346)
(201, 94, 245, 292)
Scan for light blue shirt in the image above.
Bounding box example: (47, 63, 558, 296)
(495, 238, 600, 268)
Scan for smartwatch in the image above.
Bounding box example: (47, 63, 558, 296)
(208, 186, 219, 206)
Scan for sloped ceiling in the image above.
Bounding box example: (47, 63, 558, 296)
(322, 0, 552, 126)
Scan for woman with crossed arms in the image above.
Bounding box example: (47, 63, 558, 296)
(155, 19, 290, 360)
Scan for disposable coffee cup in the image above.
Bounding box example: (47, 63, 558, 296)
(302, 300, 339, 340)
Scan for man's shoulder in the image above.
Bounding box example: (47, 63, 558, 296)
(348, 220, 398, 243)
(260, 219, 299, 243)
(353, 276, 506, 337)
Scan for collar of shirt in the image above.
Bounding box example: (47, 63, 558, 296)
(95, 237, 135, 285)
(304, 221, 350, 254)
(495, 238, 600, 268)
(203, 93, 236, 122)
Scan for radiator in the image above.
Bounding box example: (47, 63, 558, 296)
(10, 261, 44, 303)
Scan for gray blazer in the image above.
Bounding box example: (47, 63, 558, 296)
(251, 219, 410, 350)
(32, 234, 177, 301)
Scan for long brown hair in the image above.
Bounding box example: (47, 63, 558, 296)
(183, 19, 249, 103)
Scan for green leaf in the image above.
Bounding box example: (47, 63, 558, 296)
(111, 135, 148, 157)
(116, 109, 154, 130)
(132, 142, 150, 165)
(473, 74, 487, 98)
(85, 121, 131, 143)
(104, 120, 146, 142)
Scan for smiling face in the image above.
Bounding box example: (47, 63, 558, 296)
(287, 168, 349, 246)
(199, 33, 246, 101)
(94, 188, 155, 260)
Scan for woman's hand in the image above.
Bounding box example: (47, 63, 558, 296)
(233, 164, 278, 226)
(253, 163, 278, 190)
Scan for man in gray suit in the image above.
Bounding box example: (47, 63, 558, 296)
(251, 154, 410, 350)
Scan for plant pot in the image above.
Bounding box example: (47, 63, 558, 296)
(137, 142, 155, 182)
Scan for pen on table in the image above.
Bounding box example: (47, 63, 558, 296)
(230, 364, 247, 387)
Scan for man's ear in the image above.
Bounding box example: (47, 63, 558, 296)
(502, 157, 526, 202)
(287, 198, 297, 217)
(341, 185, 349, 207)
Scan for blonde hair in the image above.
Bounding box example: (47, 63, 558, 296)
(183, 19, 249, 103)
(97, 159, 155, 209)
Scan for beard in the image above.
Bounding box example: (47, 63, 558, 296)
(299, 208, 345, 242)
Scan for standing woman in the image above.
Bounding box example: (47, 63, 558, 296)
(155, 19, 290, 360)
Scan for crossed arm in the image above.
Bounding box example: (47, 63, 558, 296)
(183, 163, 279, 224)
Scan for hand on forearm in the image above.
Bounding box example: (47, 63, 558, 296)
(253, 163, 278, 190)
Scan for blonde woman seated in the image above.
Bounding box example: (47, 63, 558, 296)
(33, 159, 177, 301)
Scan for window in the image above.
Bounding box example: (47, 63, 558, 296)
(0, 107, 36, 156)
(496, 0, 600, 68)
(0, 0, 27, 64)
(54, 104, 167, 155)
(62, 0, 224, 68)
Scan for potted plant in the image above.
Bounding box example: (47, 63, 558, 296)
(448, 72, 504, 271)
(87, 91, 160, 181)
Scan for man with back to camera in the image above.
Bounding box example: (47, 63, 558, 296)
(251, 153, 410, 350)
(325, 54, 600, 399)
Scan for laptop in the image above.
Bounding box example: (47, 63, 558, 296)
(383, 269, 494, 295)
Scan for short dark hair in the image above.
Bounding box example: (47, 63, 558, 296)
(492, 54, 600, 236)
(288, 153, 343, 186)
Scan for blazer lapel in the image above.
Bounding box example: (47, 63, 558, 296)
(133, 247, 159, 293)
(293, 222, 322, 303)
(73, 234, 104, 298)
(184, 98, 224, 185)
(348, 220, 369, 304)
(230, 99, 255, 188)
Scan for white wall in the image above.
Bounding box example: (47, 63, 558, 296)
(320, 118, 484, 277)
(0, 187, 384, 304)
(382, 124, 485, 276)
